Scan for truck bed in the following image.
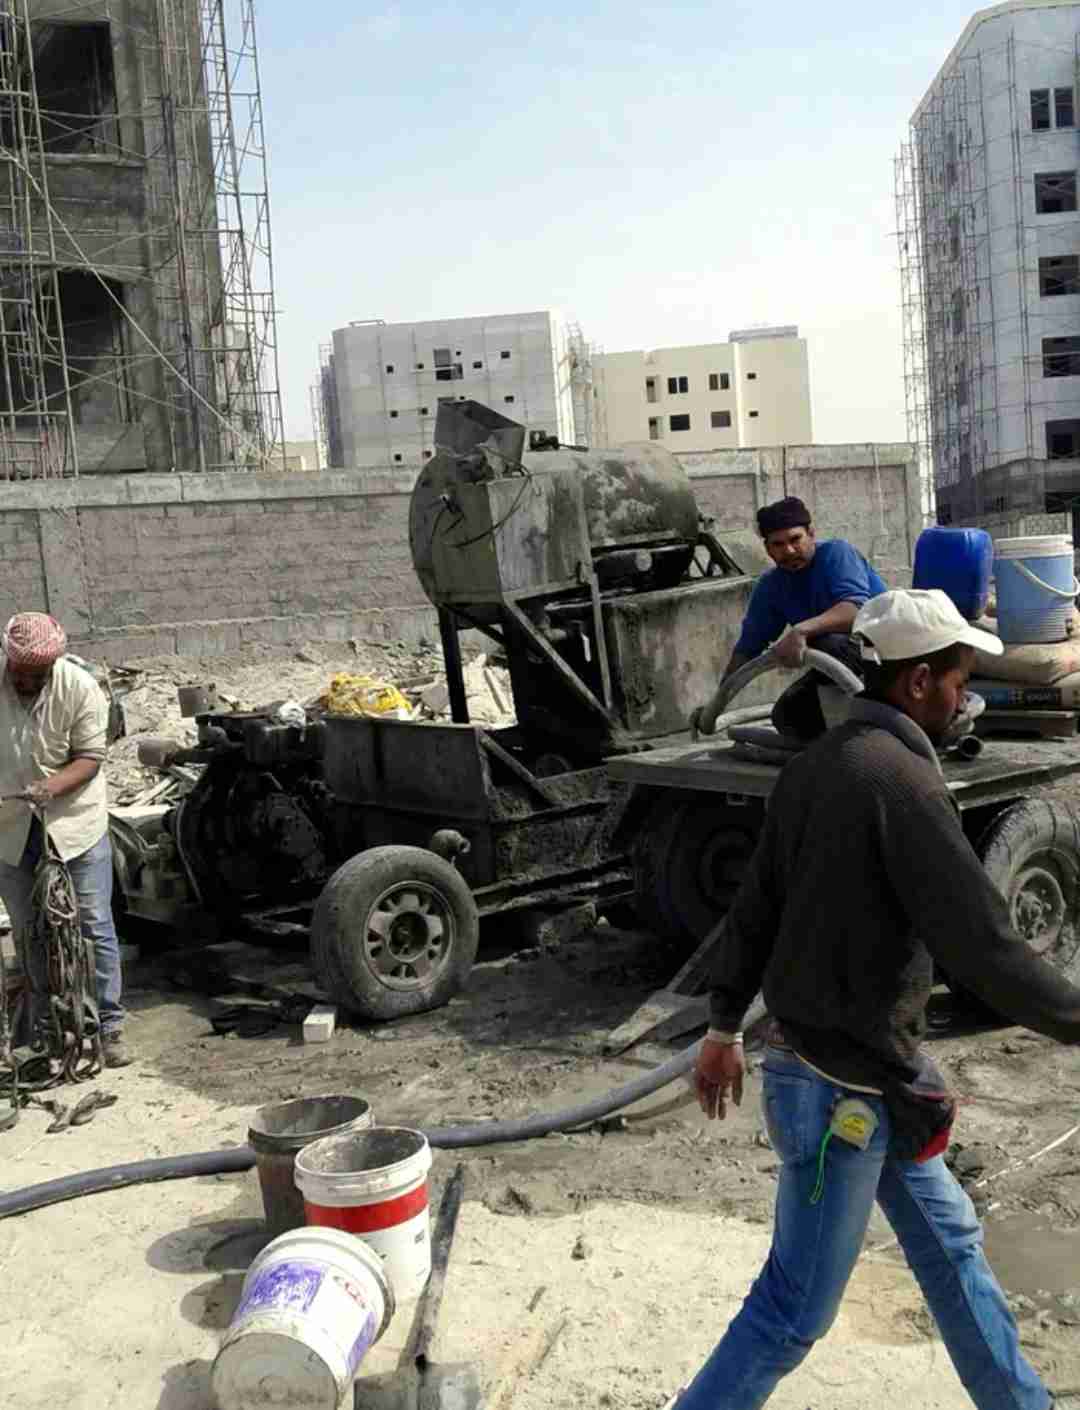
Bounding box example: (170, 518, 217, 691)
(607, 736, 1080, 810)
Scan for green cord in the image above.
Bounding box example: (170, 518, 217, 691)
(810, 1130, 832, 1205)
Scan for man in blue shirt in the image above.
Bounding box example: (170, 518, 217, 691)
(724, 496, 887, 740)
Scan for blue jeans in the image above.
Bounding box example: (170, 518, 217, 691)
(678, 1046, 1049, 1410)
(0, 821, 124, 1037)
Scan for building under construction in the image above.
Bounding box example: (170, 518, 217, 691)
(897, 0, 1080, 532)
(0, 0, 282, 479)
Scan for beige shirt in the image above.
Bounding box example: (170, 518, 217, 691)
(0, 656, 110, 864)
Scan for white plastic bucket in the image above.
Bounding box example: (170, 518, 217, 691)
(993, 535, 1078, 644)
(211, 1225, 394, 1410)
(294, 1126, 433, 1301)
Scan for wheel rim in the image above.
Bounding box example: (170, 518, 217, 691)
(1010, 862, 1067, 956)
(361, 881, 455, 992)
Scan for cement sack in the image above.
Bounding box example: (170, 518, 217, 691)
(970, 672, 1080, 710)
(972, 611, 1080, 684)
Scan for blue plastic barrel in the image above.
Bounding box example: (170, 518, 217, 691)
(912, 527, 993, 620)
(993, 535, 1077, 644)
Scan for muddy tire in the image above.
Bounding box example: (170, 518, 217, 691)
(950, 799, 1080, 1014)
(310, 846, 479, 1021)
(632, 792, 762, 948)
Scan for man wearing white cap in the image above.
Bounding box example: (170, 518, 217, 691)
(670, 590, 1080, 1410)
(0, 612, 132, 1067)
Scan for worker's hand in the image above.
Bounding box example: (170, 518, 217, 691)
(695, 1037, 745, 1120)
(22, 779, 56, 807)
(772, 628, 807, 670)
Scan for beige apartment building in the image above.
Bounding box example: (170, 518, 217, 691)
(594, 326, 812, 452)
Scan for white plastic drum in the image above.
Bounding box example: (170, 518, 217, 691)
(211, 1225, 394, 1410)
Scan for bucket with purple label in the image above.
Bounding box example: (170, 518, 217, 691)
(211, 1225, 394, 1410)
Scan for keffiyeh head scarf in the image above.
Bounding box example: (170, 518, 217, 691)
(1, 613, 67, 669)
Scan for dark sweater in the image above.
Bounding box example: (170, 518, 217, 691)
(709, 698, 1080, 1088)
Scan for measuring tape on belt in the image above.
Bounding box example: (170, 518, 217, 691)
(810, 1098, 879, 1205)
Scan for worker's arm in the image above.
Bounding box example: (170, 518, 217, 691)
(882, 780, 1080, 1043)
(695, 804, 783, 1119)
(772, 600, 860, 668)
(24, 756, 100, 805)
(728, 576, 786, 674)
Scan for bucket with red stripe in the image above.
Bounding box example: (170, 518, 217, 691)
(295, 1126, 433, 1300)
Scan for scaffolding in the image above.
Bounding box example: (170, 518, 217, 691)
(0, 0, 283, 479)
(892, 28, 1080, 528)
(566, 321, 607, 449)
(896, 58, 993, 524)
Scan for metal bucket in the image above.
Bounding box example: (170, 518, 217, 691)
(248, 1095, 373, 1238)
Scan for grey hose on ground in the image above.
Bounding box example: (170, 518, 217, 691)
(0, 1036, 710, 1219)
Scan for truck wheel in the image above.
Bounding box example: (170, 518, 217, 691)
(311, 846, 479, 1021)
(633, 793, 761, 947)
(950, 799, 1080, 1015)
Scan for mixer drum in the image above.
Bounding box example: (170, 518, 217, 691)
(409, 440, 700, 612)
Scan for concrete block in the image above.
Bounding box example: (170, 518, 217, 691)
(516, 901, 598, 950)
(303, 1004, 337, 1043)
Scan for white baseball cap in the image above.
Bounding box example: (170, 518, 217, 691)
(853, 588, 1004, 663)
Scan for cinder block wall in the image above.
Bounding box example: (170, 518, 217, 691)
(0, 444, 921, 662)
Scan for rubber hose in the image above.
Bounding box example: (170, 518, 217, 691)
(0, 1145, 256, 1220)
(696, 648, 864, 737)
(0, 1037, 710, 1220)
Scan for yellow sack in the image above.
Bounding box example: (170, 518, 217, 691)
(321, 673, 414, 719)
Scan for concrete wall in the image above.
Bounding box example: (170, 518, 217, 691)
(595, 328, 812, 455)
(0, 442, 920, 662)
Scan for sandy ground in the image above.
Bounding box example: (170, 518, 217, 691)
(2, 645, 1080, 1409)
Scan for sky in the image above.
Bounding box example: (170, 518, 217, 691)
(255, 0, 983, 446)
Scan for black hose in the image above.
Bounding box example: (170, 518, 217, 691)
(0, 1145, 257, 1220)
(0, 1040, 703, 1220)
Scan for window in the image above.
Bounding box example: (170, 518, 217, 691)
(710, 410, 732, 429)
(437, 395, 455, 404)
(435, 364, 463, 382)
(1058, 87, 1076, 128)
(666, 375, 689, 394)
(708, 373, 719, 391)
(949, 213, 960, 261)
(952, 289, 965, 334)
(748, 411, 759, 418)
(393, 453, 403, 463)
(389, 409, 398, 418)
(1044, 335, 1080, 376)
(33, 22, 117, 154)
(1032, 88, 1051, 130)
(648, 417, 660, 441)
(746, 372, 757, 381)
(386, 364, 395, 374)
(1040, 255, 1080, 296)
(504, 395, 515, 403)
(1036, 171, 1077, 214)
(669, 414, 690, 432)
(420, 406, 429, 415)
(645, 377, 657, 403)
(472, 360, 483, 369)
(500, 350, 511, 359)
(1047, 417, 1080, 458)
(433, 347, 451, 367)
(416, 362, 425, 370)
(719, 372, 730, 390)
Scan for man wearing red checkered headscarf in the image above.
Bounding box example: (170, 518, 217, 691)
(0, 612, 132, 1067)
